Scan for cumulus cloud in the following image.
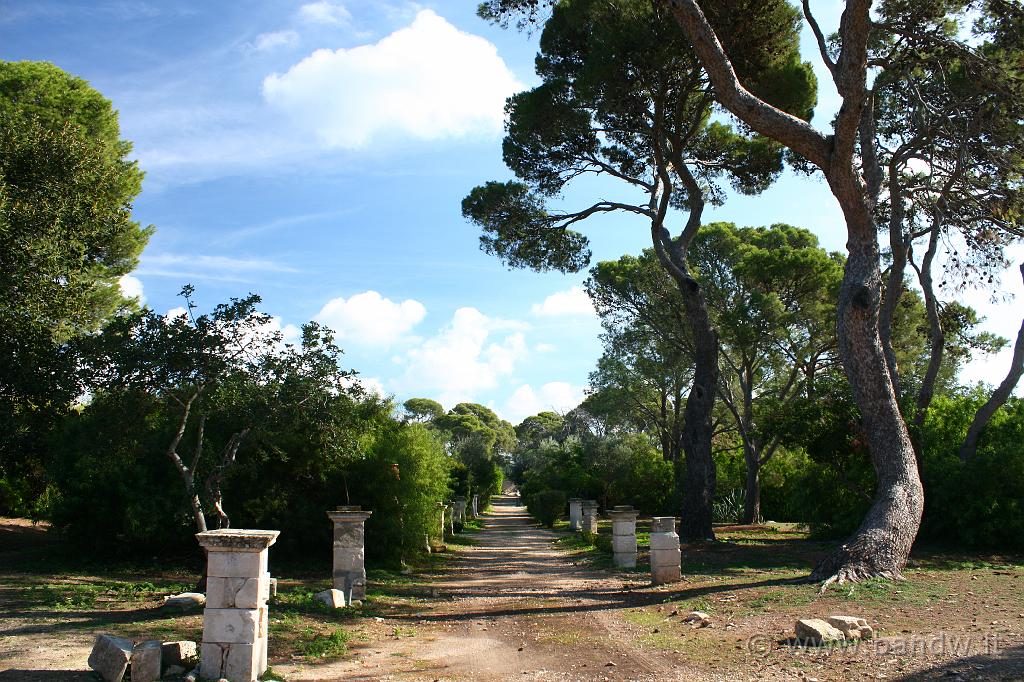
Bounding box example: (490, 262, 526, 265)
(535, 342, 556, 353)
(315, 290, 426, 346)
(531, 286, 595, 317)
(392, 307, 528, 406)
(253, 30, 299, 51)
(501, 382, 585, 424)
(298, 1, 352, 26)
(262, 9, 523, 149)
(118, 274, 145, 303)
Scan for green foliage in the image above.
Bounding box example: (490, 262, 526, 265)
(917, 393, 1024, 549)
(401, 398, 444, 423)
(298, 628, 350, 658)
(0, 61, 151, 514)
(527, 489, 566, 528)
(348, 422, 452, 567)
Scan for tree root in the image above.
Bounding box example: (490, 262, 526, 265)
(814, 564, 906, 594)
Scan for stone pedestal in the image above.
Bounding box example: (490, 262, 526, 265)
(196, 529, 278, 682)
(453, 497, 467, 525)
(328, 506, 372, 602)
(581, 500, 599, 535)
(471, 494, 479, 518)
(649, 516, 681, 585)
(568, 498, 583, 531)
(608, 505, 638, 568)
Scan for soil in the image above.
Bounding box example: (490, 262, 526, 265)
(1, 499, 1023, 681)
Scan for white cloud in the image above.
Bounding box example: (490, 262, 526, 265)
(535, 342, 556, 353)
(118, 274, 145, 303)
(164, 306, 189, 321)
(501, 382, 585, 424)
(254, 30, 299, 51)
(315, 290, 426, 346)
(391, 307, 528, 406)
(298, 1, 352, 26)
(262, 9, 523, 149)
(531, 286, 595, 318)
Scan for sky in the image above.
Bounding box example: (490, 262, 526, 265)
(2, 0, 1020, 423)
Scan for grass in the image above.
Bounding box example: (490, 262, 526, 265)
(298, 628, 351, 658)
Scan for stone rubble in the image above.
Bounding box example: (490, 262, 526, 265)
(315, 588, 347, 609)
(795, 618, 846, 645)
(88, 634, 133, 682)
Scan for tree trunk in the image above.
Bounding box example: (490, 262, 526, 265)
(959, 264, 1024, 461)
(675, 275, 718, 542)
(809, 183, 924, 587)
(912, 227, 945, 433)
(742, 453, 761, 525)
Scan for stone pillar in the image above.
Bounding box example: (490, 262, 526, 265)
(439, 503, 449, 537)
(608, 505, 638, 568)
(581, 500, 599, 535)
(568, 498, 583, 531)
(453, 497, 467, 525)
(196, 529, 278, 682)
(471, 494, 479, 518)
(327, 506, 372, 602)
(650, 516, 682, 585)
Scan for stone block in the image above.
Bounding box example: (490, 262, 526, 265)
(88, 633, 133, 682)
(652, 564, 681, 585)
(332, 547, 365, 571)
(650, 517, 675, 533)
(207, 550, 267, 579)
(332, 523, 365, 546)
(650, 548, 681, 568)
(611, 521, 636, 536)
(649, 533, 680, 550)
(202, 607, 262, 644)
(683, 611, 711, 627)
(795, 618, 845, 645)
(161, 592, 206, 612)
(161, 641, 198, 669)
(207, 576, 266, 610)
(613, 553, 637, 568)
(200, 642, 260, 682)
(315, 588, 347, 608)
(826, 615, 873, 640)
(130, 640, 161, 682)
(611, 535, 637, 554)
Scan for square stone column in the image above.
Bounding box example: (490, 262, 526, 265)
(453, 497, 467, 525)
(649, 516, 681, 585)
(608, 506, 639, 568)
(196, 529, 279, 682)
(438, 503, 449, 537)
(568, 498, 583, 531)
(581, 500, 599, 535)
(471, 494, 479, 518)
(327, 506, 372, 602)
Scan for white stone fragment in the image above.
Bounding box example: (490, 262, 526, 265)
(315, 588, 347, 609)
(795, 618, 845, 645)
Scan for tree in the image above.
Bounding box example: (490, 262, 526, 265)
(77, 287, 360, 533)
(663, 0, 1020, 585)
(0, 61, 151, 513)
(402, 398, 445, 423)
(466, 0, 815, 541)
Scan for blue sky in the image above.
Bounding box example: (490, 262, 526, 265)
(2, 0, 1019, 422)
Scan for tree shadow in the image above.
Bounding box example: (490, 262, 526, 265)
(893, 642, 1024, 680)
(0, 672, 93, 681)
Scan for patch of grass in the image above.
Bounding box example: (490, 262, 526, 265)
(299, 627, 350, 658)
(831, 577, 946, 605)
(746, 587, 816, 611)
(22, 579, 193, 610)
(445, 533, 480, 547)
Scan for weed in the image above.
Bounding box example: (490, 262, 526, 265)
(299, 628, 350, 658)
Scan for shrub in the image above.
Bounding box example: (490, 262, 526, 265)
(528, 489, 567, 527)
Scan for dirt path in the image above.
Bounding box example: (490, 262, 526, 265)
(278, 495, 700, 681)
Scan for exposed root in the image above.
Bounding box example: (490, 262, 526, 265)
(815, 564, 906, 594)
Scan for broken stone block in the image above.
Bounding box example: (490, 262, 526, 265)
(130, 640, 161, 682)
(207, 576, 265, 610)
(826, 615, 874, 640)
(162, 592, 206, 612)
(163, 665, 186, 677)
(88, 633, 133, 682)
(682, 611, 711, 627)
(315, 588, 347, 609)
(795, 618, 845, 645)
(161, 641, 198, 670)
